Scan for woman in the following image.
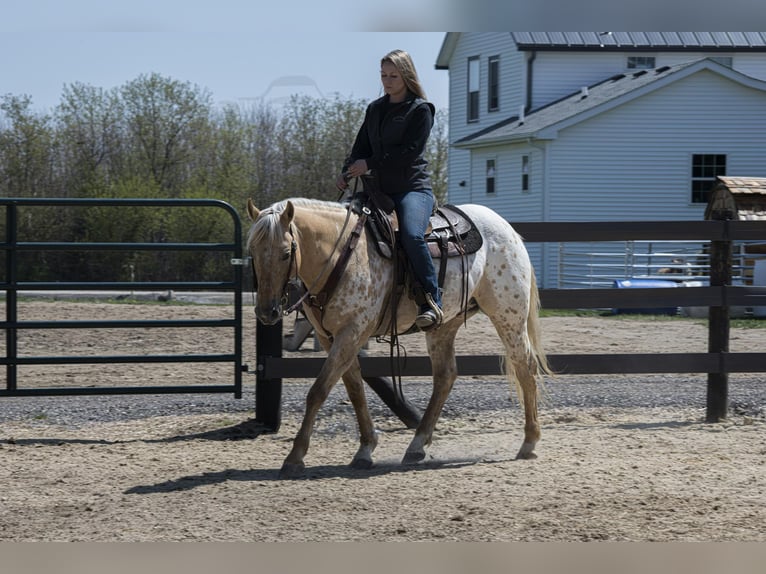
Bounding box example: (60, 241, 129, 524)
(336, 49, 442, 330)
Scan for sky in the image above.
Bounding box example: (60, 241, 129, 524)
(4, 0, 764, 115)
(2, 2, 450, 113)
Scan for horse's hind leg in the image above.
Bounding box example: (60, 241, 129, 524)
(512, 354, 540, 460)
(484, 307, 540, 459)
(403, 318, 462, 464)
(341, 357, 378, 469)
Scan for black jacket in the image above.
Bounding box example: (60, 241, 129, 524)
(344, 92, 435, 195)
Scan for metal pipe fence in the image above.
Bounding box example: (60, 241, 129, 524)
(1, 198, 246, 397)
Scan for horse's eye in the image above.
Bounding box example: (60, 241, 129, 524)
(281, 251, 291, 261)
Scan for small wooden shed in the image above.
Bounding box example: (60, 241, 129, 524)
(705, 176, 766, 221)
(704, 176, 766, 285)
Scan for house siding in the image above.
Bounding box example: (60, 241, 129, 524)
(547, 70, 766, 222)
(446, 33, 523, 202)
(438, 34, 766, 287)
(536, 70, 766, 285)
(532, 51, 766, 110)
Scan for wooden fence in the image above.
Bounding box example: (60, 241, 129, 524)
(254, 217, 766, 430)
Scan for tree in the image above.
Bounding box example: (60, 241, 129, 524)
(427, 107, 449, 204)
(54, 82, 124, 197)
(120, 73, 213, 195)
(0, 94, 55, 197)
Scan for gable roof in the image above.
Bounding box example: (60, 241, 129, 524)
(511, 32, 766, 51)
(435, 32, 462, 69)
(454, 58, 766, 148)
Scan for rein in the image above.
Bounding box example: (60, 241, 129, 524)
(282, 203, 369, 317)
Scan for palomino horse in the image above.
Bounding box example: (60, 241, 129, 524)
(246, 197, 550, 478)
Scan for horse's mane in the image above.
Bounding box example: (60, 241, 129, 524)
(247, 197, 344, 246)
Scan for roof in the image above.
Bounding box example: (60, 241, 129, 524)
(455, 58, 766, 148)
(511, 32, 766, 51)
(715, 176, 766, 196)
(435, 32, 766, 69)
(707, 177, 766, 221)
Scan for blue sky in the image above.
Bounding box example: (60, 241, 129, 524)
(5, 1, 763, 115)
(2, 2, 450, 113)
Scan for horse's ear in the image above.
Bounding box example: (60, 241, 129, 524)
(280, 200, 295, 226)
(246, 198, 260, 221)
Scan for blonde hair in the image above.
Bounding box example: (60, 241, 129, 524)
(381, 49, 427, 100)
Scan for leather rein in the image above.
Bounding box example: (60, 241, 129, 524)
(276, 206, 370, 319)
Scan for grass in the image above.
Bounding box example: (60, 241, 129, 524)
(541, 308, 766, 328)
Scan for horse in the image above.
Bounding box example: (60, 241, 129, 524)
(246, 197, 551, 478)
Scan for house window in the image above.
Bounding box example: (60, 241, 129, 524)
(521, 155, 529, 192)
(468, 56, 480, 122)
(691, 154, 726, 203)
(627, 56, 655, 69)
(486, 159, 496, 194)
(488, 55, 500, 112)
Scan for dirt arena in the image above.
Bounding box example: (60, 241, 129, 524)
(1, 300, 765, 541)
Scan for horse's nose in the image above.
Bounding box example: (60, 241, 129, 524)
(255, 300, 281, 325)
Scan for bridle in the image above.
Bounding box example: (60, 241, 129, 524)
(251, 205, 361, 319)
(250, 223, 300, 314)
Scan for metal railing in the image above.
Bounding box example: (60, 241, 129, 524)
(1, 198, 246, 397)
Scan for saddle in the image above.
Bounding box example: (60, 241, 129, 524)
(346, 189, 483, 307)
(348, 193, 483, 262)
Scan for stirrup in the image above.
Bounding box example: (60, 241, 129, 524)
(416, 293, 443, 330)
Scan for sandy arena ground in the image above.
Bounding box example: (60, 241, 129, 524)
(0, 301, 764, 541)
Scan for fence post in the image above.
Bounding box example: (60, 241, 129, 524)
(706, 212, 732, 422)
(255, 320, 283, 431)
(4, 203, 18, 392)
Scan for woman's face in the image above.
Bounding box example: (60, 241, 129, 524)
(380, 61, 407, 101)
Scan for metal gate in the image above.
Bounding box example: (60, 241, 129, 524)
(1, 198, 246, 397)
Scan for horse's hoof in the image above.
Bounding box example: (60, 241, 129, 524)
(402, 450, 425, 465)
(515, 450, 538, 460)
(279, 461, 306, 479)
(350, 457, 373, 470)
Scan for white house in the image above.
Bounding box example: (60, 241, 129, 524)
(435, 32, 766, 287)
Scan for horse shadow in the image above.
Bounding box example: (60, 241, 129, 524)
(124, 456, 507, 494)
(0, 418, 277, 447)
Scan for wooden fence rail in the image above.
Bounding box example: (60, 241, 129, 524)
(255, 218, 766, 430)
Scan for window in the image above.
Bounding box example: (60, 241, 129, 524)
(521, 155, 529, 192)
(468, 56, 480, 122)
(691, 154, 726, 203)
(627, 56, 656, 69)
(486, 159, 496, 194)
(488, 55, 500, 112)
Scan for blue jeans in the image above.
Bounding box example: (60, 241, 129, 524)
(390, 189, 441, 309)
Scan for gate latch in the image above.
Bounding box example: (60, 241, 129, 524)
(230, 257, 252, 266)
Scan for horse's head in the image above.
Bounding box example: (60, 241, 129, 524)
(246, 198, 299, 325)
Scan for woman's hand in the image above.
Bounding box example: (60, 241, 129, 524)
(345, 159, 368, 178)
(335, 173, 349, 191)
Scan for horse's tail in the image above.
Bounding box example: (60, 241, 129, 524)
(527, 272, 553, 379)
(501, 271, 553, 406)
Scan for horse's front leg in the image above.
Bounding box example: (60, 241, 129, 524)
(341, 356, 378, 469)
(403, 320, 461, 464)
(279, 331, 361, 479)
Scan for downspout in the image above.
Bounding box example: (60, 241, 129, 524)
(528, 136, 550, 287)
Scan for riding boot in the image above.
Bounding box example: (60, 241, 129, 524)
(415, 292, 443, 330)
